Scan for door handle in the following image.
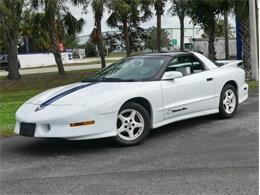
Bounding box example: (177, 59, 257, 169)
(206, 77, 213, 81)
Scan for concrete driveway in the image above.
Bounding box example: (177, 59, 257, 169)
(0, 90, 258, 194)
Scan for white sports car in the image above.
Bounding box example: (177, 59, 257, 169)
(15, 52, 248, 145)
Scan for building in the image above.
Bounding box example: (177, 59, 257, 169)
(77, 27, 204, 48)
(164, 27, 203, 49)
(77, 35, 90, 45)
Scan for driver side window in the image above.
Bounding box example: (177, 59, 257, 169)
(166, 55, 205, 76)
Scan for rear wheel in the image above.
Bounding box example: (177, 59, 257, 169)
(114, 102, 150, 146)
(218, 84, 238, 118)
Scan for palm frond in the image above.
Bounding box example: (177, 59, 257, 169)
(63, 12, 85, 35)
(106, 12, 118, 27)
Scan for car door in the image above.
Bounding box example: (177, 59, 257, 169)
(160, 54, 216, 120)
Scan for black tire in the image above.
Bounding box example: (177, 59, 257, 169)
(218, 84, 238, 118)
(113, 102, 151, 146)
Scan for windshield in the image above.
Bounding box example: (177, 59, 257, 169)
(83, 56, 171, 82)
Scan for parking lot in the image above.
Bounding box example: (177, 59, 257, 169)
(0, 90, 258, 194)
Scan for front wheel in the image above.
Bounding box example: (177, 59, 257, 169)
(218, 84, 238, 118)
(114, 102, 151, 146)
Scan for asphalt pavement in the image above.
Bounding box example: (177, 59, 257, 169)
(0, 90, 258, 195)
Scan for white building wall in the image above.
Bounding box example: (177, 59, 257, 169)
(165, 27, 204, 49)
(18, 52, 72, 68)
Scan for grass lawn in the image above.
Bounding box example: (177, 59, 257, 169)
(0, 68, 99, 137)
(0, 72, 258, 137)
(247, 80, 259, 89)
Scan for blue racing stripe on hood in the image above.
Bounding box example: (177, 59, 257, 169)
(35, 82, 98, 111)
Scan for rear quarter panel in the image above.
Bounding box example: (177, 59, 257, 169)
(213, 66, 246, 106)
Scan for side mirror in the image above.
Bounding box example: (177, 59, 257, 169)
(161, 71, 183, 80)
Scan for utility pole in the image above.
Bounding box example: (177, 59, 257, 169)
(249, 0, 259, 80)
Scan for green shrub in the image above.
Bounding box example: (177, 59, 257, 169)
(85, 41, 96, 57)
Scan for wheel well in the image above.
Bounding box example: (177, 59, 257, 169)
(123, 97, 152, 121)
(224, 80, 238, 91)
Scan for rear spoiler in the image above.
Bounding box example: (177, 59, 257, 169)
(216, 60, 243, 68)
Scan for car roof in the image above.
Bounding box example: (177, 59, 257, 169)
(139, 51, 189, 57)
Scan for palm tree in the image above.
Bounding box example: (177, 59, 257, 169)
(74, 0, 106, 68)
(92, 0, 106, 68)
(154, 0, 166, 52)
(223, 10, 229, 59)
(168, 0, 189, 51)
(187, 0, 220, 59)
(0, 0, 24, 80)
(106, 0, 132, 56)
(107, 0, 152, 56)
(43, 0, 66, 75)
(207, 0, 232, 60)
(32, 0, 84, 75)
(208, 0, 251, 76)
(234, 0, 250, 77)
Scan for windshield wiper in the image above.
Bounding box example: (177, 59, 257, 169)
(102, 78, 135, 82)
(82, 77, 136, 82)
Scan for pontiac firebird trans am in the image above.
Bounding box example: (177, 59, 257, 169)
(15, 52, 248, 145)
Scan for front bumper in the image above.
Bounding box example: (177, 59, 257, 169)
(15, 103, 117, 140)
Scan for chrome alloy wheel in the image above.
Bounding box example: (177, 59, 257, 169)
(223, 89, 236, 114)
(117, 109, 145, 141)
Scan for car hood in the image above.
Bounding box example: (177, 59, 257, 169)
(26, 82, 149, 107)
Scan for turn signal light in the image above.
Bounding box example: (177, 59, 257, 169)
(70, 120, 95, 127)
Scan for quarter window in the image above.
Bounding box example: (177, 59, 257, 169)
(191, 56, 205, 73)
(166, 55, 205, 76)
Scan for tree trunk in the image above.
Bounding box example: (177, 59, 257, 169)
(4, 0, 24, 80)
(179, 15, 185, 51)
(53, 51, 65, 75)
(156, 14, 161, 52)
(96, 19, 106, 68)
(123, 19, 130, 56)
(7, 38, 21, 80)
(224, 10, 230, 60)
(240, 16, 251, 78)
(49, 22, 66, 75)
(207, 22, 216, 60)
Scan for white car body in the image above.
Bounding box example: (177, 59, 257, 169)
(15, 52, 248, 140)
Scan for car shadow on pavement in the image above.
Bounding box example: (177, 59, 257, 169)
(149, 114, 219, 139)
(15, 137, 116, 156)
(13, 114, 221, 156)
